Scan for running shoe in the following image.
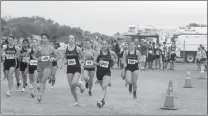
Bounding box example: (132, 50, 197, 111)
(6, 90, 10, 97)
(21, 88, 25, 92)
(88, 91, 92, 96)
(31, 91, 35, 98)
(37, 96, 42, 102)
(96, 101, 103, 108)
(17, 84, 20, 91)
(68, 102, 79, 107)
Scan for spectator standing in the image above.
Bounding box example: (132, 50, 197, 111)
(140, 39, 148, 70)
(114, 38, 123, 68)
(201, 47, 207, 69)
(196, 47, 202, 71)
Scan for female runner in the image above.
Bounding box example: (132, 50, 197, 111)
(1, 36, 20, 96)
(61, 35, 85, 107)
(48, 42, 61, 89)
(19, 39, 30, 92)
(120, 42, 129, 86)
(94, 40, 117, 108)
(25, 38, 39, 97)
(14, 38, 21, 91)
(33, 33, 60, 102)
(83, 38, 97, 96)
(123, 42, 141, 98)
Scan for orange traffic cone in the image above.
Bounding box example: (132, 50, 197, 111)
(198, 65, 206, 79)
(183, 71, 193, 88)
(160, 80, 177, 110)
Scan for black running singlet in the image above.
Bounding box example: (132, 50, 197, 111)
(126, 50, 138, 67)
(97, 49, 112, 72)
(65, 46, 80, 67)
(5, 45, 16, 60)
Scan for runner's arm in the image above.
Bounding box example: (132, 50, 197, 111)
(61, 48, 67, 65)
(123, 50, 128, 67)
(93, 51, 100, 66)
(25, 48, 31, 57)
(51, 48, 60, 62)
(15, 46, 21, 59)
(1, 45, 7, 55)
(32, 47, 41, 61)
(110, 51, 118, 64)
(136, 50, 142, 63)
(77, 47, 84, 64)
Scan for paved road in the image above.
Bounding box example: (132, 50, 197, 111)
(1, 63, 207, 115)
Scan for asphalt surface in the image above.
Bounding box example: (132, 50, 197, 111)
(1, 63, 207, 115)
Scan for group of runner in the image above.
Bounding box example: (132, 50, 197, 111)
(1, 34, 138, 108)
(1, 34, 60, 99)
(6, 33, 204, 109)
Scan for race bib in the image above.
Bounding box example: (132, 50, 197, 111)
(41, 56, 50, 62)
(100, 60, 109, 68)
(30, 60, 38, 65)
(22, 57, 29, 63)
(128, 59, 136, 64)
(86, 60, 93, 66)
(6, 54, 15, 59)
(68, 59, 76, 65)
(149, 50, 153, 54)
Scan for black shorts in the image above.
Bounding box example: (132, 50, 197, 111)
(147, 54, 153, 62)
(28, 65, 37, 74)
(20, 62, 28, 72)
(155, 55, 160, 59)
(52, 61, 58, 67)
(4, 59, 16, 70)
(96, 70, 111, 80)
(16, 59, 20, 69)
(170, 54, 176, 61)
(126, 65, 139, 72)
(84, 67, 95, 71)
(67, 66, 81, 74)
(162, 54, 168, 62)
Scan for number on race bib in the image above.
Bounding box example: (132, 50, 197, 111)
(100, 60, 109, 68)
(41, 56, 50, 62)
(86, 60, 93, 65)
(22, 57, 29, 63)
(30, 60, 38, 65)
(128, 59, 136, 64)
(6, 54, 15, 59)
(68, 59, 76, 65)
(149, 51, 153, 54)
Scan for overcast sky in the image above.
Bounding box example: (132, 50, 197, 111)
(1, 1, 207, 36)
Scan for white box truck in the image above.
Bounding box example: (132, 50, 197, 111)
(175, 34, 207, 63)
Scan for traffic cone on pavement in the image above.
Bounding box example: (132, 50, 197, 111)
(183, 71, 193, 88)
(160, 80, 177, 110)
(198, 65, 206, 79)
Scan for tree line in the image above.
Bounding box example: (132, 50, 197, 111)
(1, 16, 114, 41)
